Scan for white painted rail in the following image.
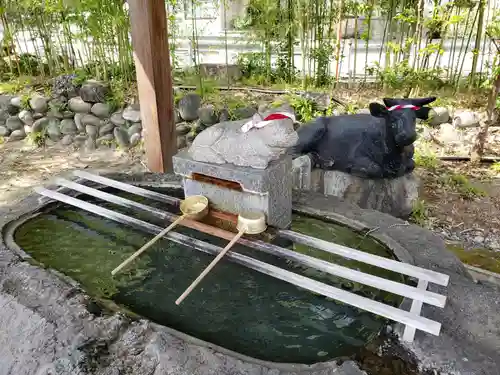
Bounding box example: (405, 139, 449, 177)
(34, 172, 449, 343)
(279, 230, 450, 286)
(55, 177, 447, 308)
(73, 170, 180, 205)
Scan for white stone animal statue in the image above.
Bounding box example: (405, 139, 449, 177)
(188, 107, 298, 169)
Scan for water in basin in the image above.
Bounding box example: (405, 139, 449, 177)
(13, 187, 404, 364)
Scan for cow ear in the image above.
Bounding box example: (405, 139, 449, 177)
(383, 97, 437, 107)
(383, 98, 399, 107)
(409, 97, 437, 107)
(369, 103, 389, 118)
(415, 106, 432, 120)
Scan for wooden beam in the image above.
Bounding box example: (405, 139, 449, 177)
(128, 0, 176, 172)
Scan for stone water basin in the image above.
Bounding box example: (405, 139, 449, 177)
(12, 187, 405, 364)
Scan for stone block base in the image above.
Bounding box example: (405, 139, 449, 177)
(173, 150, 292, 229)
(292, 155, 419, 218)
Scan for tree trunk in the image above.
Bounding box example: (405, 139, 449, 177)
(471, 72, 500, 161)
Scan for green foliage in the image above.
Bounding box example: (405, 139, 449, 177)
(237, 53, 268, 81)
(414, 147, 439, 170)
(99, 139, 116, 148)
(285, 95, 322, 122)
(195, 80, 219, 98)
(0, 78, 33, 94)
(309, 44, 335, 87)
(72, 69, 91, 86)
(410, 199, 429, 226)
(442, 173, 487, 200)
(0, 0, 497, 96)
(20, 94, 31, 110)
(27, 130, 48, 148)
(447, 173, 468, 186)
(2, 0, 134, 82)
(458, 184, 487, 200)
(0, 53, 50, 77)
(343, 103, 359, 115)
(367, 61, 446, 92)
(237, 52, 298, 85)
(271, 95, 354, 122)
(105, 79, 126, 111)
(486, 11, 500, 39)
(0, 136, 5, 145)
(491, 162, 500, 173)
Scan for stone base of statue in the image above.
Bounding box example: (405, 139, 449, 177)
(292, 155, 419, 218)
(173, 150, 293, 229)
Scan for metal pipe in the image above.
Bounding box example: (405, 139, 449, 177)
(32, 186, 442, 336)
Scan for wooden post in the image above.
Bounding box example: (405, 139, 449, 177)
(128, 0, 176, 172)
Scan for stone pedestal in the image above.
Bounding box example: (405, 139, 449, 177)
(173, 150, 292, 228)
(292, 155, 419, 218)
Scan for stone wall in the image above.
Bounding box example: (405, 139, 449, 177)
(0, 80, 143, 150)
(0, 81, 259, 152)
(292, 155, 419, 218)
(174, 92, 258, 149)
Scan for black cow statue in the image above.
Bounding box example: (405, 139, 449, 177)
(289, 97, 436, 179)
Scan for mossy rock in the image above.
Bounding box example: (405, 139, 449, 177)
(446, 244, 500, 274)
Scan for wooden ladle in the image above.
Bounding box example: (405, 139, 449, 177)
(111, 195, 209, 276)
(175, 211, 267, 305)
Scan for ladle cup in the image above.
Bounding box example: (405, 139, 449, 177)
(111, 195, 209, 276)
(175, 211, 267, 305)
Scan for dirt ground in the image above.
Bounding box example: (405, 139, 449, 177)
(415, 161, 500, 272)
(418, 162, 500, 231)
(0, 141, 146, 207)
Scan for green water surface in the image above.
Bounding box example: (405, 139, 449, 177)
(13, 188, 404, 364)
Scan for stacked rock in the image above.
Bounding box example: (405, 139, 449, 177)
(0, 80, 143, 150)
(0, 80, 260, 151)
(175, 92, 257, 149)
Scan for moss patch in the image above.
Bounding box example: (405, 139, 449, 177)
(446, 244, 500, 274)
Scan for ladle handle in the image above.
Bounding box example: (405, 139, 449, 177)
(175, 229, 245, 305)
(111, 215, 185, 276)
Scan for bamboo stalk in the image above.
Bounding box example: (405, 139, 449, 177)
(363, 0, 374, 82)
(452, 8, 473, 83)
(353, 11, 359, 80)
(455, 6, 480, 89)
(334, 0, 345, 84)
(470, 0, 486, 87)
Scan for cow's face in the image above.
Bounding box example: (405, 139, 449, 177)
(369, 103, 418, 148)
